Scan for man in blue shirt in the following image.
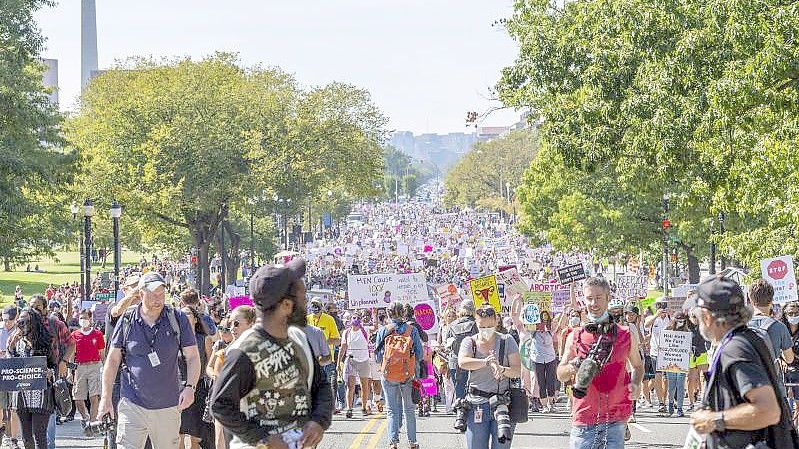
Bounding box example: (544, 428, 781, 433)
(98, 272, 200, 449)
(374, 301, 423, 449)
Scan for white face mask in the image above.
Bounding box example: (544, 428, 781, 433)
(79, 319, 92, 329)
(569, 317, 581, 327)
(788, 315, 799, 325)
(478, 327, 494, 340)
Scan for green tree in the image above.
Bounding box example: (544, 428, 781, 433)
(0, 0, 74, 270)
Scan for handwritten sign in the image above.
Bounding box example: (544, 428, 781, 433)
(615, 274, 648, 300)
(524, 290, 552, 315)
(761, 255, 798, 304)
(347, 273, 428, 309)
(0, 357, 48, 391)
(557, 263, 586, 285)
(656, 330, 692, 373)
(470, 275, 501, 312)
(414, 301, 439, 335)
(434, 284, 462, 311)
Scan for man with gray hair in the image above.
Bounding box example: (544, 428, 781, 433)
(445, 299, 478, 401)
(686, 275, 796, 449)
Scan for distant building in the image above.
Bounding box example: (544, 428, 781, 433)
(41, 58, 58, 105)
(476, 126, 510, 141)
(81, 0, 98, 91)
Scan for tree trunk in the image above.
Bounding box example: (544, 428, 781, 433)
(3, 259, 11, 272)
(223, 221, 241, 285)
(194, 232, 212, 295)
(682, 244, 701, 284)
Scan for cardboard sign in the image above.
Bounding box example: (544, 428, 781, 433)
(615, 274, 648, 300)
(434, 284, 462, 311)
(551, 289, 571, 313)
(347, 273, 428, 309)
(557, 263, 587, 285)
(0, 357, 48, 391)
(524, 290, 552, 315)
(470, 275, 501, 312)
(672, 284, 698, 299)
(656, 330, 692, 373)
(761, 255, 798, 304)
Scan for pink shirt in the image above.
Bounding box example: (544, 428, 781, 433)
(570, 325, 633, 425)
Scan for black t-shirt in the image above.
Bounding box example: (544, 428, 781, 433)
(705, 329, 772, 449)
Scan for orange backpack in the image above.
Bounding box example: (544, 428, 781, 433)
(381, 325, 416, 383)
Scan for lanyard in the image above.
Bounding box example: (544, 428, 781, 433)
(144, 323, 160, 351)
(707, 329, 736, 378)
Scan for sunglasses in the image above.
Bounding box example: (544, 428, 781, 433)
(219, 327, 231, 333)
(475, 308, 496, 318)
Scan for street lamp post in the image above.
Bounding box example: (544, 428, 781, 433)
(285, 199, 291, 250)
(709, 221, 716, 275)
(83, 199, 94, 303)
(110, 200, 122, 300)
(662, 194, 670, 298)
(70, 203, 85, 303)
(718, 212, 727, 270)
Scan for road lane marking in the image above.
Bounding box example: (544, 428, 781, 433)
(630, 423, 652, 433)
(365, 418, 389, 449)
(347, 414, 382, 449)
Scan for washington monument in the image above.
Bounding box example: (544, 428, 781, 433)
(81, 0, 98, 91)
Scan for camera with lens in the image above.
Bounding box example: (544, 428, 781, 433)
(83, 415, 115, 437)
(572, 334, 615, 399)
(453, 398, 471, 432)
(488, 393, 513, 444)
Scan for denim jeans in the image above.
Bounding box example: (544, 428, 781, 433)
(666, 372, 686, 414)
(450, 368, 469, 401)
(382, 379, 417, 444)
(569, 421, 626, 449)
(46, 413, 55, 449)
(323, 363, 346, 409)
(465, 402, 515, 449)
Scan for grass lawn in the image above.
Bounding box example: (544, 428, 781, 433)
(0, 251, 144, 306)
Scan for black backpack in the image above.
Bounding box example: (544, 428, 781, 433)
(118, 305, 182, 365)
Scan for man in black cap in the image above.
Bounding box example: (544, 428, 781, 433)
(687, 275, 797, 449)
(211, 258, 333, 449)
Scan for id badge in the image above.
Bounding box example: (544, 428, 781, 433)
(148, 351, 161, 367)
(473, 407, 483, 424)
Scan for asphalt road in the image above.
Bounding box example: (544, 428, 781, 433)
(53, 404, 689, 449)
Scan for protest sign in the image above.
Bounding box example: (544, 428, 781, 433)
(656, 330, 692, 373)
(434, 284, 462, 311)
(551, 289, 571, 313)
(615, 274, 648, 300)
(521, 303, 541, 326)
(557, 263, 587, 285)
(524, 290, 552, 315)
(470, 275, 501, 312)
(0, 357, 48, 391)
(347, 273, 428, 309)
(413, 301, 440, 335)
(640, 296, 656, 313)
(496, 268, 529, 312)
(761, 255, 798, 304)
(672, 284, 698, 299)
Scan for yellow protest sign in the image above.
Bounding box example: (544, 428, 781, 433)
(470, 275, 501, 312)
(524, 291, 552, 314)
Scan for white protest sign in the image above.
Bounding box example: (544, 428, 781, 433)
(496, 268, 529, 315)
(672, 284, 698, 299)
(761, 255, 798, 304)
(656, 330, 692, 373)
(347, 273, 429, 309)
(615, 274, 648, 300)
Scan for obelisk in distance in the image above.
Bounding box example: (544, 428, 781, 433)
(81, 0, 98, 92)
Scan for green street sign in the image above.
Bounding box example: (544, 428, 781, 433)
(95, 292, 114, 302)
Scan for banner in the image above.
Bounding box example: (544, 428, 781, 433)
(761, 255, 798, 304)
(615, 274, 648, 300)
(656, 330, 692, 373)
(556, 263, 587, 285)
(0, 357, 48, 391)
(470, 275, 501, 312)
(347, 273, 428, 309)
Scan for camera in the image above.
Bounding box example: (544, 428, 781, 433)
(83, 415, 115, 437)
(572, 334, 614, 399)
(488, 393, 513, 444)
(453, 398, 471, 432)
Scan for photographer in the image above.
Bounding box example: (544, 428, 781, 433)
(457, 305, 522, 449)
(558, 277, 643, 449)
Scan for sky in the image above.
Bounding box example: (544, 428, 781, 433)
(35, 0, 522, 135)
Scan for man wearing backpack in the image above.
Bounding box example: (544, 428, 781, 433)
(375, 301, 423, 449)
(747, 279, 795, 374)
(445, 300, 477, 401)
(97, 272, 201, 449)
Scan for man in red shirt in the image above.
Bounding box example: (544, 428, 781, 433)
(71, 310, 105, 424)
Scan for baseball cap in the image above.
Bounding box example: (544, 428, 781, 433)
(123, 274, 141, 288)
(3, 306, 17, 321)
(48, 300, 62, 309)
(624, 304, 640, 315)
(138, 272, 166, 291)
(683, 275, 745, 312)
(249, 258, 306, 309)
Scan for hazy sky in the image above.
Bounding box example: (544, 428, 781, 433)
(35, 0, 522, 134)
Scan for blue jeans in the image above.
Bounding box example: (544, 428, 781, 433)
(465, 402, 515, 449)
(570, 422, 626, 449)
(323, 363, 346, 409)
(450, 368, 469, 401)
(666, 372, 686, 414)
(382, 379, 417, 444)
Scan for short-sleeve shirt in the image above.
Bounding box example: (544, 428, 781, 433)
(303, 326, 330, 363)
(748, 315, 792, 361)
(307, 313, 340, 355)
(72, 329, 105, 364)
(459, 334, 519, 404)
(704, 328, 772, 449)
(111, 305, 197, 410)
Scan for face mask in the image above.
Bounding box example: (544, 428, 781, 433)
(788, 315, 799, 325)
(569, 317, 581, 327)
(478, 327, 494, 340)
(587, 311, 609, 324)
(351, 318, 361, 328)
(310, 306, 321, 315)
(79, 319, 92, 329)
(676, 320, 686, 327)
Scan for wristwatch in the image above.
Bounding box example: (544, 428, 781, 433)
(184, 383, 196, 391)
(713, 411, 726, 432)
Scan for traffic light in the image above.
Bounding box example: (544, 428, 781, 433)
(662, 218, 670, 231)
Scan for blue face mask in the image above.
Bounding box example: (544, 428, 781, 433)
(588, 311, 609, 324)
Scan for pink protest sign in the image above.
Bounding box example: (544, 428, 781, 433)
(420, 375, 438, 396)
(414, 302, 437, 333)
(228, 295, 254, 310)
